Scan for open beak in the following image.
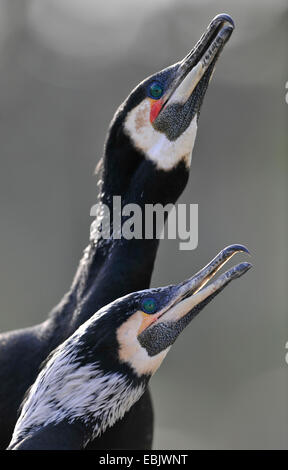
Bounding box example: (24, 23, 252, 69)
(138, 244, 251, 356)
(153, 14, 234, 140)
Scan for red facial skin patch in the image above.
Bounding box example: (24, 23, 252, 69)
(150, 98, 164, 123)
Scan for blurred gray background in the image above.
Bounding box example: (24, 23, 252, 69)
(0, 0, 287, 449)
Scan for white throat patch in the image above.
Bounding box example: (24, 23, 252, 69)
(117, 311, 169, 376)
(124, 99, 198, 171)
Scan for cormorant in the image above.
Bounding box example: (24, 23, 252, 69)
(8, 245, 251, 450)
(0, 14, 235, 449)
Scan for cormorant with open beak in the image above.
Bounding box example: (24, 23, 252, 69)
(8, 246, 251, 450)
(0, 14, 235, 449)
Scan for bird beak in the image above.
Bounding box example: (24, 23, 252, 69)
(138, 244, 252, 356)
(152, 14, 234, 140)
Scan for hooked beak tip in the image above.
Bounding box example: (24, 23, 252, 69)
(222, 244, 251, 257)
(213, 13, 235, 29)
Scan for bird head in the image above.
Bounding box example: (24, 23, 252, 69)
(71, 246, 250, 380)
(114, 244, 250, 376)
(104, 14, 234, 179)
(10, 245, 251, 449)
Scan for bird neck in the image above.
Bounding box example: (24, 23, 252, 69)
(46, 141, 189, 343)
(47, 237, 159, 341)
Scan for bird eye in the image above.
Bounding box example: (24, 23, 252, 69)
(142, 297, 157, 314)
(148, 81, 164, 99)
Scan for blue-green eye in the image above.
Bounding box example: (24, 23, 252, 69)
(149, 81, 164, 99)
(142, 297, 157, 314)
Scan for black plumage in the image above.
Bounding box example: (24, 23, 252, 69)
(1, 14, 235, 449)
